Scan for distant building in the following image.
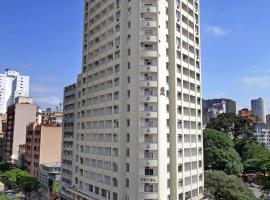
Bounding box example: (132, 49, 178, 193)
(203, 98, 236, 126)
(38, 162, 61, 190)
(59, 83, 76, 200)
(255, 123, 270, 149)
(4, 97, 37, 163)
(41, 108, 63, 126)
(0, 69, 29, 114)
(266, 114, 270, 128)
(25, 123, 62, 177)
(251, 98, 266, 123)
(238, 108, 257, 124)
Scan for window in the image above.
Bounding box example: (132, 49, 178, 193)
(126, 163, 130, 172)
(126, 179, 129, 187)
(126, 148, 130, 157)
(127, 133, 130, 142)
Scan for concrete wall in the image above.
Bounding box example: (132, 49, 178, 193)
(12, 103, 37, 161)
(39, 125, 62, 165)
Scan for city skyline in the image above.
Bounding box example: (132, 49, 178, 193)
(1, 1, 270, 111)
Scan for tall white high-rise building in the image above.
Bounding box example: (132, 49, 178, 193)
(0, 69, 29, 114)
(63, 0, 204, 199)
(251, 97, 266, 123)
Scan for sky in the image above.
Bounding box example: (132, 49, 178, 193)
(0, 0, 270, 112)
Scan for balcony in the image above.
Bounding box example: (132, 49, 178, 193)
(139, 175, 158, 183)
(140, 81, 158, 87)
(141, 111, 158, 118)
(140, 143, 158, 150)
(140, 96, 158, 102)
(139, 192, 158, 199)
(141, 50, 158, 58)
(140, 158, 158, 167)
(141, 35, 158, 43)
(141, 20, 157, 29)
(140, 65, 158, 73)
(141, 6, 157, 14)
(140, 127, 158, 134)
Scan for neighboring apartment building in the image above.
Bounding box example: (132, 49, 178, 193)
(66, 0, 204, 200)
(4, 97, 37, 163)
(25, 123, 62, 177)
(38, 162, 61, 190)
(251, 98, 266, 123)
(238, 108, 257, 124)
(0, 69, 29, 114)
(60, 83, 77, 200)
(255, 123, 270, 149)
(0, 114, 7, 161)
(202, 98, 236, 126)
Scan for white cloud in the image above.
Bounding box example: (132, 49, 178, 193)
(33, 96, 62, 107)
(30, 85, 61, 94)
(205, 26, 230, 37)
(240, 74, 270, 89)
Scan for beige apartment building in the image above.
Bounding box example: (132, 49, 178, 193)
(25, 123, 62, 177)
(62, 0, 203, 199)
(4, 97, 37, 163)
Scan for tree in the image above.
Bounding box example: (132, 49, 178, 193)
(18, 175, 39, 195)
(206, 113, 255, 140)
(205, 170, 256, 200)
(245, 152, 270, 194)
(0, 168, 22, 188)
(0, 162, 12, 172)
(0, 168, 39, 196)
(204, 128, 243, 174)
(235, 138, 268, 163)
(52, 181, 60, 193)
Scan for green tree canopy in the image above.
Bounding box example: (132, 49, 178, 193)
(0, 162, 12, 173)
(235, 138, 269, 163)
(0, 168, 39, 194)
(204, 128, 243, 174)
(205, 170, 256, 200)
(206, 113, 255, 140)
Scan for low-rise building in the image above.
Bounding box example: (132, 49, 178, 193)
(38, 162, 61, 189)
(239, 108, 257, 124)
(255, 123, 270, 149)
(25, 123, 62, 177)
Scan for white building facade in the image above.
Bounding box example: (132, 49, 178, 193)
(68, 0, 204, 199)
(255, 123, 270, 149)
(0, 69, 29, 114)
